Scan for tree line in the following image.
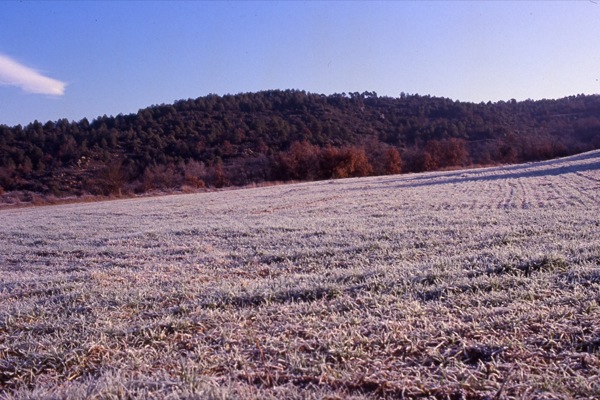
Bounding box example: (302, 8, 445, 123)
(0, 90, 599, 198)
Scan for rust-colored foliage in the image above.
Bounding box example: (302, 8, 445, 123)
(423, 138, 469, 170)
(1, 90, 599, 198)
(324, 146, 373, 179)
(276, 142, 373, 181)
(382, 147, 403, 175)
(277, 141, 321, 181)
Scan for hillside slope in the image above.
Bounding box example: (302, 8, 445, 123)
(1, 151, 599, 398)
(1, 91, 599, 201)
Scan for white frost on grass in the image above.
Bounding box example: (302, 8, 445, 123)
(0, 150, 599, 398)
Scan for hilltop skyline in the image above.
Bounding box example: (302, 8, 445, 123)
(1, 1, 599, 127)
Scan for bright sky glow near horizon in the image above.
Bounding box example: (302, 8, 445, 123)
(1, 1, 599, 127)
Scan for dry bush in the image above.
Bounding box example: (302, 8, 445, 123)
(183, 160, 207, 188)
(84, 160, 127, 196)
(275, 140, 321, 181)
(140, 163, 183, 191)
(423, 138, 469, 171)
(319, 146, 373, 179)
(381, 147, 403, 174)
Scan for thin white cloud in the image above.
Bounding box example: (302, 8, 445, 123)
(0, 53, 66, 95)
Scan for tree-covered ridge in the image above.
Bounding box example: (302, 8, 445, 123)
(1, 90, 599, 197)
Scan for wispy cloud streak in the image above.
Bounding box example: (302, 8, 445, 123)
(0, 53, 66, 95)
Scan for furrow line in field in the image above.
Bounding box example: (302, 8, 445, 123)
(558, 173, 599, 207)
(553, 175, 590, 208)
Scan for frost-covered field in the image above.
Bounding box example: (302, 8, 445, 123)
(1, 151, 599, 399)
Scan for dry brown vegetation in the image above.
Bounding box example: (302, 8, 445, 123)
(1, 151, 599, 399)
(3, 91, 599, 199)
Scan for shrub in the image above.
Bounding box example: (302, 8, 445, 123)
(320, 146, 373, 179)
(141, 164, 183, 191)
(275, 141, 320, 181)
(183, 160, 207, 188)
(382, 147, 403, 175)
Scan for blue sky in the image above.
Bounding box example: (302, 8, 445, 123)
(1, 1, 599, 127)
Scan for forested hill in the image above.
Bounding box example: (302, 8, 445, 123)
(1, 90, 600, 200)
